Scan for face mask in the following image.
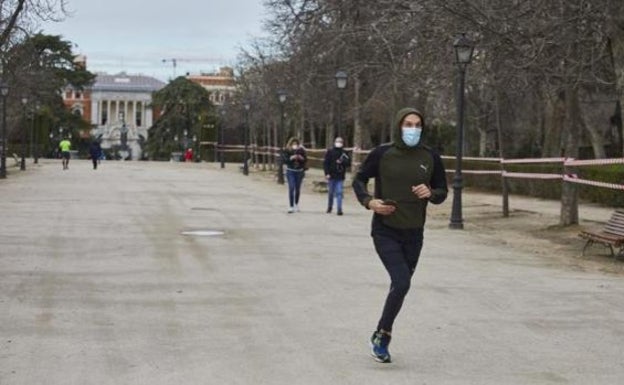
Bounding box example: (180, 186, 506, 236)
(334, 142, 343, 148)
(401, 127, 422, 147)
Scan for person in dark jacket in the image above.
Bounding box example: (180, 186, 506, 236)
(89, 140, 102, 170)
(282, 137, 307, 213)
(323, 136, 351, 215)
(352, 107, 448, 363)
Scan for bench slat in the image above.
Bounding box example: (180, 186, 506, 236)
(579, 231, 624, 241)
(579, 211, 624, 258)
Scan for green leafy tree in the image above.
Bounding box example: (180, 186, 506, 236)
(3, 33, 95, 154)
(147, 77, 214, 160)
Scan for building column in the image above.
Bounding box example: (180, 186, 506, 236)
(107, 99, 112, 126)
(91, 100, 98, 125)
(147, 101, 154, 128)
(131, 100, 136, 127)
(142, 101, 146, 127)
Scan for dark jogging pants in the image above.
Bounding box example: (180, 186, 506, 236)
(372, 221, 424, 332)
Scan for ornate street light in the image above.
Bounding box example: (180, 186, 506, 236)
(33, 102, 41, 164)
(0, 81, 8, 179)
(242, 100, 251, 176)
(219, 107, 226, 169)
(335, 70, 348, 138)
(20, 96, 28, 170)
(449, 33, 475, 230)
(277, 89, 287, 184)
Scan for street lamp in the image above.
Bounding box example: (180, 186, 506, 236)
(20, 96, 28, 170)
(242, 100, 250, 176)
(335, 70, 348, 138)
(219, 107, 226, 168)
(449, 33, 475, 230)
(277, 89, 287, 184)
(0, 81, 8, 179)
(32, 102, 41, 164)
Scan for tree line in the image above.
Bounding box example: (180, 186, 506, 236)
(232, 0, 624, 160)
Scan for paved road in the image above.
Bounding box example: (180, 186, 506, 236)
(1, 160, 622, 384)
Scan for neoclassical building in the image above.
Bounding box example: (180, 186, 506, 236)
(63, 67, 165, 159)
(89, 73, 165, 159)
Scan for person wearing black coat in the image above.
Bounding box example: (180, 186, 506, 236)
(89, 140, 102, 170)
(323, 137, 351, 215)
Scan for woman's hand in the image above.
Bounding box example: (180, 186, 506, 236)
(368, 199, 396, 216)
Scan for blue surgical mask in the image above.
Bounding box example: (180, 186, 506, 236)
(401, 127, 422, 147)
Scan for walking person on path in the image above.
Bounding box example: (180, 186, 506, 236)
(282, 137, 307, 213)
(59, 137, 72, 170)
(352, 107, 448, 363)
(323, 136, 350, 215)
(89, 140, 102, 170)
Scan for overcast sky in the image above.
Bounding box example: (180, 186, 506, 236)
(41, 0, 267, 81)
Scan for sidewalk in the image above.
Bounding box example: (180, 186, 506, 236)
(1, 160, 623, 384)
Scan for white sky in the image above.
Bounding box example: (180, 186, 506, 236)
(41, 0, 268, 81)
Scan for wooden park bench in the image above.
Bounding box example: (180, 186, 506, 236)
(312, 180, 328, 193)
(579, 210, 624, 258)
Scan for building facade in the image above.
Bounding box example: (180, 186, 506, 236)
(63, 65, 165, 160)
(186, 67, 235, 105)
(88, 73, 165, 160)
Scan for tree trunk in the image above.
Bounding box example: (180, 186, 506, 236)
(299, 83, 306, 143)
(560, 86, 580, 226)
(609, 16, 624, 155)
(477, 125, 488, 157)
(541, 91, 566, 157)
(495, 88, 510, 217)
(581, 117, 606, 159)
(310, 122, 317, 149)
(352, 73, 362, 150)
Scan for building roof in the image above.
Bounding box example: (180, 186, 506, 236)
(92, 73, 166, 93)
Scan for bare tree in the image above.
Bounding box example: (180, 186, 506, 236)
(0, 0, 68, 52)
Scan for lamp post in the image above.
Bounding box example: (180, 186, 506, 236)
(243, 100, 250, 176)
(219, 107, 226, 168)
(32, 102, 40, 164)
(20, 96, 28, 170)
(0, 81, 8, 179)
(335, 70, 348, 138)
(449, 33, 475, 230)
(277, 89, 287, 184)
(48, 132, 53, 157)
(203, 123, 215, 162)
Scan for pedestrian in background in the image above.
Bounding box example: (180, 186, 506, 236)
(59, 136, 71, 170)
(184, 148, 194, 162)
(282, 137, 307, 213)
(352, 107, 448, 363)
(89, 140, 102, 170)
(323, 136, 350, 215)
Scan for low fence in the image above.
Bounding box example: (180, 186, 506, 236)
(201, 142, 624, 211)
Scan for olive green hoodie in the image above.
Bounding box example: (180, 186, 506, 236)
(352, 108, 448, 229)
